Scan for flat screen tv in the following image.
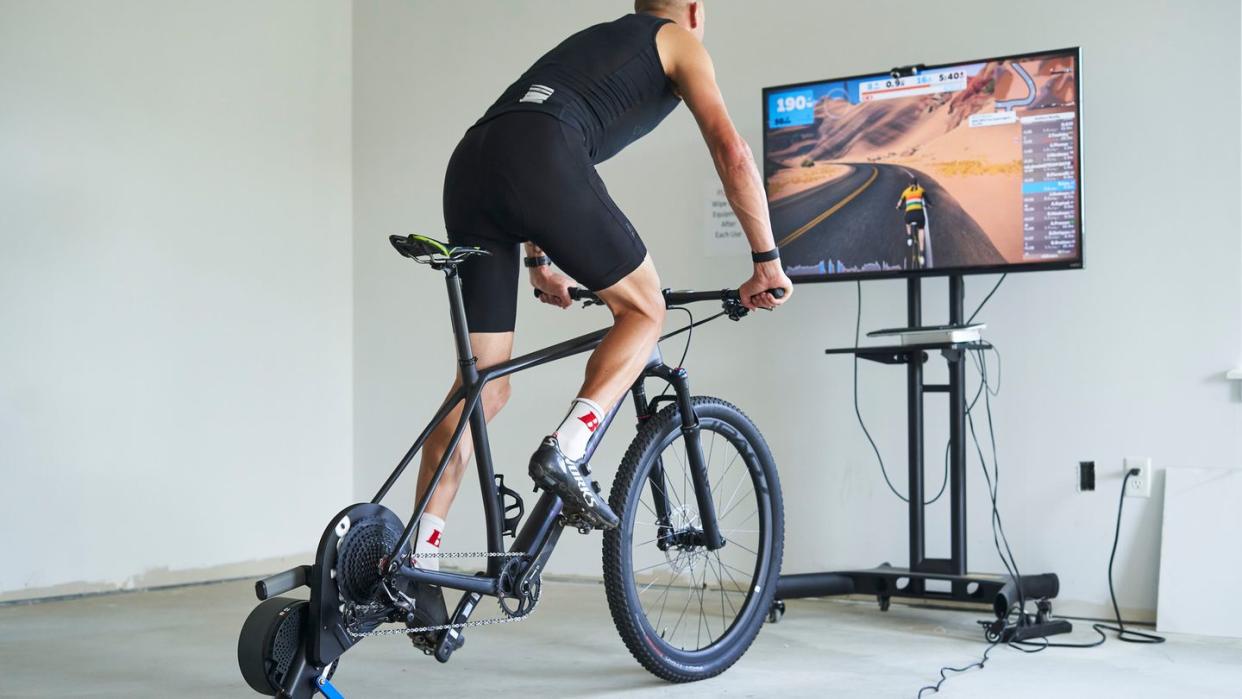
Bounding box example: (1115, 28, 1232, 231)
(763, 47, 1082, 282)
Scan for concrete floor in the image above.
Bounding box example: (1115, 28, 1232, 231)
(2, 579, 1240, 698)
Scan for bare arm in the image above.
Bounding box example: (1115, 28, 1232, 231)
(659, 25, 791, 309)
(524, 242, 574, 308)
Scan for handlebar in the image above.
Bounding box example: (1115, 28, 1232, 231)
(533, 286, 785, 306)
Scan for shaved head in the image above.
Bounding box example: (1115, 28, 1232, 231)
(635, 0, 694, 14)
(635, 0, 705, 40)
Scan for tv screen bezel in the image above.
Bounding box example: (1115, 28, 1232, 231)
(761, 46, 1083, 284)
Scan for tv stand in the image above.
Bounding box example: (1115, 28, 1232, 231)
(768, 274, 1066, 641)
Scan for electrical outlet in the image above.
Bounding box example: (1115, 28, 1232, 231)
(1123, 457, 1152, 498)
(1078, 461, 1095, 491)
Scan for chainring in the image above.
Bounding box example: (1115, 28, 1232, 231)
(496, 557, 541, 618)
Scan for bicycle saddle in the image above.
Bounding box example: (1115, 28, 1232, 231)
(389, 234, 490, 267)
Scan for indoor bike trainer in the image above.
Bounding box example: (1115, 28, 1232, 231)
(237, 235, 786, 698)
(769, 275, 1069, 642)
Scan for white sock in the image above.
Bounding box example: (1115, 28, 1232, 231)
(554, 397, 604, 461)
(413, 513, 445, 571)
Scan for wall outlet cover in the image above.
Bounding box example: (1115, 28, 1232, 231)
(1124, 457, 1153, 498)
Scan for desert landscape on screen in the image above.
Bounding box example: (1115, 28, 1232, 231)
(766, 57, 1076, 263)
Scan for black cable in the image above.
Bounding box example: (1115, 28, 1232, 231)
(853, 281, 913, 502)
(966, 273, 1006, 324)
(916, 641, 1000, 698)
(656, 306, 695, 400)
(920, 339, 1160, 696)
(668, 306, 694, 370)
(1094, 470, 1166, 644)
(852, 282, 949, 504)
(967, 345, 1025, 614)
(1008, 469, 1165, 648)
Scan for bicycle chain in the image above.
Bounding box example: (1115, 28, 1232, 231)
(344, 551, 537, 640)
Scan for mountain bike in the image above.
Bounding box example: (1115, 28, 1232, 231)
(237, 235, 785, 698)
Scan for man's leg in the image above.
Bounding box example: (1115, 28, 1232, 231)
(527, 256, 665, 529)
(578, 255, 665, 408)
(412, 331, 514, 569)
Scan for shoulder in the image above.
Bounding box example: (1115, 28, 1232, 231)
(654, 22, 711, 77)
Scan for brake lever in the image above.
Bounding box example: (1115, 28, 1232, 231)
(724, 298, 749, 321)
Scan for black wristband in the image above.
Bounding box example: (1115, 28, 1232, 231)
(524, 255, 551, 268)
(751, 248, 780, 263)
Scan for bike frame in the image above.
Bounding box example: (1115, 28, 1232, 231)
(373, 266, 725, 601)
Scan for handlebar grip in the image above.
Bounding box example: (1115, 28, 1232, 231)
(534, 287, 591, 301)
(724, 287, 786, 301)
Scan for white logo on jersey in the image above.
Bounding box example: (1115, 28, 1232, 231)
(520, 84, 554, 104)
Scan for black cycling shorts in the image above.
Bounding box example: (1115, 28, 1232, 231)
(904, 209, 926, 229)
(443, 112, 648, 333)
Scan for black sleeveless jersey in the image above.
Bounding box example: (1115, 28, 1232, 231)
(476, 13, 682, 164)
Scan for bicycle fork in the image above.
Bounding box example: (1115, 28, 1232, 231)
(632, 364, 726, 551)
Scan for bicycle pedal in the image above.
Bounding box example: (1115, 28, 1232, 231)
(560, 513, 595, 535)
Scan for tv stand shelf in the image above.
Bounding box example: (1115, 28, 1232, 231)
(825, 340, 992, 365)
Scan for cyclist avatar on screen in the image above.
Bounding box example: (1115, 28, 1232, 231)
(896, 179, 929, 269)
(405, 0, 793, 628)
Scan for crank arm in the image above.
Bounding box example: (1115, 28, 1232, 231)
(434, 585, 485, 663)
(515, 518, 564, 592)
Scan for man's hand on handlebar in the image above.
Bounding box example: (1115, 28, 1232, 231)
(739, 259, 793, 311)
(530, 265, 575, 309)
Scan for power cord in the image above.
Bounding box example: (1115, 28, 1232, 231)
(966, 273, 1006, 324)
(852, 276, 1008, 506)
(854, 281, 948, 506)
(916, 641, 1000, 698)
(1008, 468, 1164, 648)
(920, 386, 1164, 696)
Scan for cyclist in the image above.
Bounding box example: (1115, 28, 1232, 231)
(896, 178, 929, 268)
(412, 0, 793, 572)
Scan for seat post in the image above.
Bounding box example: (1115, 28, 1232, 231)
(444, 267, 478, 380)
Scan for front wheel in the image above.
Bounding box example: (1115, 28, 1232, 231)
(602, 397, 784, 682)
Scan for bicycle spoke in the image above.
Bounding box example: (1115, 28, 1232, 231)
(716, 470, 750, 523)
(638, 493, 660, 520)
(713, 550, 749, 595)
(638, 570, 666, 596)
(726, 539, 760, 557)
(718, 492, 756, 523)
(669, 568, 697, 646)
(626, 418, 771, 657)
(707, 555, 738, 617)
(715, 557, 756, 580)
(650, 466, 684, 512)
(706, 430, 717, 479)
(712, 450, 741, 500)
(653, 570, 678, 633)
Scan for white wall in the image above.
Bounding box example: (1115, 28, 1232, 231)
(353, 0, 1242, 620)
(0, 1, 353, 600)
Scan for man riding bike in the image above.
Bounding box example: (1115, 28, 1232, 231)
(896, 178, 929, 268)
(410, 0, 793, 584)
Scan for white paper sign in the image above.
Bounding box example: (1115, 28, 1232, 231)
(705, 182, 743, 256)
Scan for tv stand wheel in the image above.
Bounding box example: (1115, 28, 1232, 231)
(878, 595, 891, 612)
(767, 599, 786, 624)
